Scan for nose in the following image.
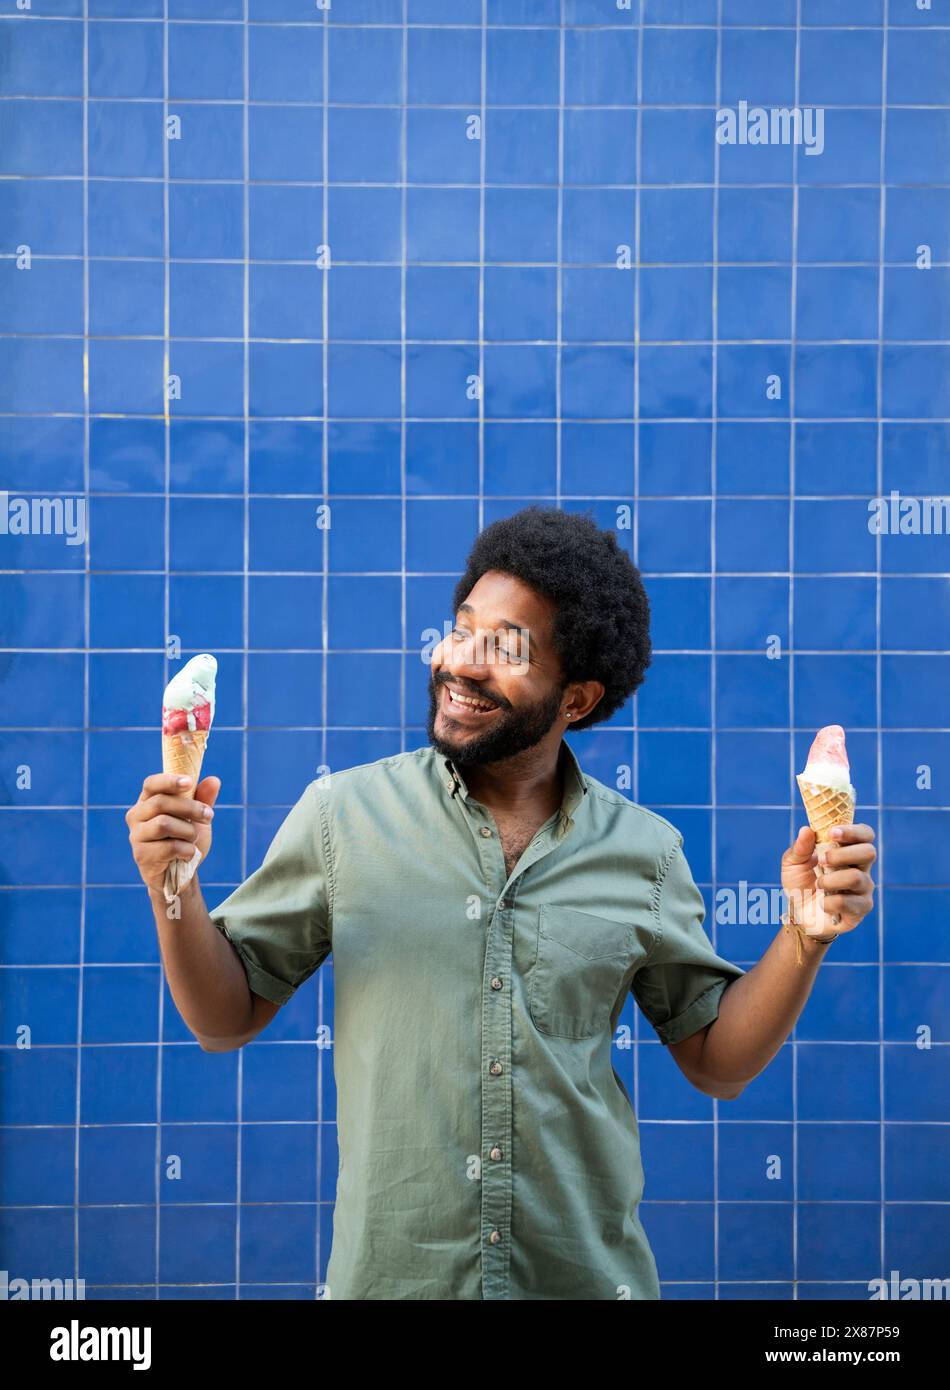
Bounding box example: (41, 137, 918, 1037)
(435, 629, 495, 689)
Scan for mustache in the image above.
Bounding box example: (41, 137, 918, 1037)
(435, 676, 504, 710)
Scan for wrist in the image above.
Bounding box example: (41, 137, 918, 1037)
(149, 873, 200, 908)
(781, 909, 839, 965)
(801, 931, 839, 951)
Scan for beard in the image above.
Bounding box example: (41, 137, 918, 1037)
(426, 669, 568, 767)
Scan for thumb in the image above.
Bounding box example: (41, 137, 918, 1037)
(194, 775, 221, 809)
(783, 823, 816, 866)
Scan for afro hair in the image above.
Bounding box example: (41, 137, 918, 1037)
(451, 506, 652, 732)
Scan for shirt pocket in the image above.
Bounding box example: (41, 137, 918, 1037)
(528, 904, 636, 1040)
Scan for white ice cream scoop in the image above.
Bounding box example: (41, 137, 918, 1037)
(799, 723, 852, 791)
(162, 654, 217, 733)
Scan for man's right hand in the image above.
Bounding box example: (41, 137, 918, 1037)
(126, 772, 220, 893)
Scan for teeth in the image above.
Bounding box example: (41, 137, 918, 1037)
(447, 688, 495, 712)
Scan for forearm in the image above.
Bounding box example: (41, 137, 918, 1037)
(149, 877, 255, 1047)
(698, 923, 834, 1087)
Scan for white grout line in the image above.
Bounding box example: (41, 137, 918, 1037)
(478, 4, 487, 537)
(6, 256, 950, 270)
(4, 415, 950, 424)
(632, 0, 645, 1112)
(0, 11, 944, 27)
(73, 0, 90, 1295)
(789, 0, 802, 1305)
(555, 7, 564, 510)
(315, 3, 332, 1302)
(155, 0, 170, 1302)
(4, 333, 950, 346)
(3, 1041, 945, 1055)
(4, 570, 950, 583)
(710, 0, 723, 1302)
(400, 4, 409, 755)
(235, 0, 252, 1303)
(876, 0, 891, 1292)
(7, 490, 950, 501)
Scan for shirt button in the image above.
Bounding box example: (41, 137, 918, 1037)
(490, 976, 503, 991)
(489, 1146, 503, 1161)
(479, 826, 492, 837)
(488, 1229, 502, 1245)
(489, 1060, 503, 1076)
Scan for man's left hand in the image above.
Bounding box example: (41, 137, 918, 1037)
(781, 823, 877, 935)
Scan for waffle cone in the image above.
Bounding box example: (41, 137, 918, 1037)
(162, 728, 209, 787)
(796, 775, 855, 844)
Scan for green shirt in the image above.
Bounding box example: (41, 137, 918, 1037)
(209, 739, 746, 1300)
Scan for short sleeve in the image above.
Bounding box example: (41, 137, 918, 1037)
(632, 838, 745, 1046)
(208, 780, 333, 1006)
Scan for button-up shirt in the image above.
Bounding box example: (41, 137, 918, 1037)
(208, 739, 746, 1300)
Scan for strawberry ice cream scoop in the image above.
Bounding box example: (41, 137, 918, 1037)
(162, 654, 217, 735)
(800, 724, 851, 791)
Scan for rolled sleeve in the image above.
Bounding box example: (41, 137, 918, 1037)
(632, 837, 745, 1046)
(208, 780, 333, 1006)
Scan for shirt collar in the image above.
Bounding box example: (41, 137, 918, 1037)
(438, 738, 589, 838)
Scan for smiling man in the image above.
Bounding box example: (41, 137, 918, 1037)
(127, 505, 876, 1301)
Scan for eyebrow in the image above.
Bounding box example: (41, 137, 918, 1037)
(457, 603, 530, 638)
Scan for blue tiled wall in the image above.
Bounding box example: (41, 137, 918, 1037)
(1, 1, 948, 1300)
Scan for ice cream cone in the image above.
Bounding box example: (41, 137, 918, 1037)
(162, 728, 208, 787)
(160, 655, 217, 904)
(161, 728, 209, 902)
(796, 774, 855, 844)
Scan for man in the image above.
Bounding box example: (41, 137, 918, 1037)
(127, 506, 877, 1300)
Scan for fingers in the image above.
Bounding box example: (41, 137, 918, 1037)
(817, 864, 873, 892)
(819, 892, 873, 922)
(139, 772, 195, 800)
(815, 830, 876, 922)
(136, 813, 201, 844)
(815, 826, 875, 924)
(782, 824, 817, 865)
(128, 771, 216, 890)
(127, 793, 213, 827)
(135, 838, 199, 867)
(817, 841, 876, 869)
(825, 822, 875, 846)
(193, 776, 221, 809)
